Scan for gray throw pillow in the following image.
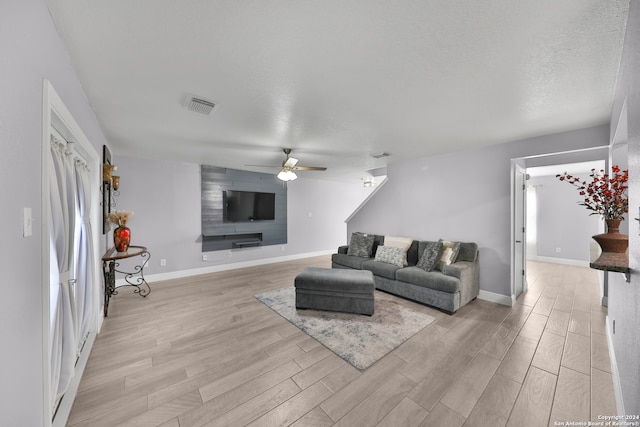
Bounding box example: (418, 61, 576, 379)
(347, 232, 375, 258)
(374, 245, 406, 267)
(417, 241, 444, 271)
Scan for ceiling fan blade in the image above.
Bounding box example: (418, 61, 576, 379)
(292, 166, 327, 171)
(245, 164, 281, 168)
(283, 157, 299, 168)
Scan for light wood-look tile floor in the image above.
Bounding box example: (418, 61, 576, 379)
(67, 257, 617, 426)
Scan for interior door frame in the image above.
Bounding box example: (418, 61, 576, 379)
(510, 160, 526, 305)
(514, 163, 528, 299)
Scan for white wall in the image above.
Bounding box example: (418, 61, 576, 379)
(529, 172, 601, 263)
(608, 0, 640, 415)
(112, 155, 373, 275)
(0, 1, 109, 425)
(348, 125, 609, 298)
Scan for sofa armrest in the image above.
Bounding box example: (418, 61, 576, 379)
(441, 259, 480, 305)
(338, 245, 349, 255)
(441, 261, 470, 279)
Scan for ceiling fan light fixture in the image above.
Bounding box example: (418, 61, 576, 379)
(277, 170, 297, 181)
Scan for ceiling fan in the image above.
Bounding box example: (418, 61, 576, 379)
(248, 148, 327, 181)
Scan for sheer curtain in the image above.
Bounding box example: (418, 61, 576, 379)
(49, 131, 96, 413)
(73, 157, 95, 353)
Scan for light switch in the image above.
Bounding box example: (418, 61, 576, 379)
(23, 207, 32, 237)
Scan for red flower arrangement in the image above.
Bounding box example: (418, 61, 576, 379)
(556, 166, 629, 220)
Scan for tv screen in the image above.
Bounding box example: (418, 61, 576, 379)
(223, 190, 276, 222)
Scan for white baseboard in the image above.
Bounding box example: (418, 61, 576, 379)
(528, 255, 589, 267)
(115, 250, 334, 287)
(478, 290, 515, 306)
(606, 315, 625, 415)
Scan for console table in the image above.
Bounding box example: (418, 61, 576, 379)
(102, 245, 151, 317)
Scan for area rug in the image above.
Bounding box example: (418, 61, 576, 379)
(255, 287, 435, 370)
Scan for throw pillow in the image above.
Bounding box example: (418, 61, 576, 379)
(347, 232, 375, 258)
(417, 240, 444, 271)
(436, 241, 461, 271)
(384, 235, 413, 266)
(374, 245, 406, 267)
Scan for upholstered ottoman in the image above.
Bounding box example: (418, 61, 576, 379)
(294, 267, 375, 315)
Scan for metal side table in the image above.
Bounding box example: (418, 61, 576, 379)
(102, 245, 151, 317)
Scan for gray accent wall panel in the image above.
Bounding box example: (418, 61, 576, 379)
(201, 165, 287, 251)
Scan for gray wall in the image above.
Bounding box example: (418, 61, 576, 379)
(529, 172, 601, 263)
(113, 155, 373, 274)
(347, 125, 609, 298)
(0, 1, 109, 424)
(609, 0, 640, 416)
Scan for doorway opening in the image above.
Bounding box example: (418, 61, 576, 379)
(511, 147, 609, 302)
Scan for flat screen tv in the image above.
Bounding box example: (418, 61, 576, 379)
(223, 190, 276, 222)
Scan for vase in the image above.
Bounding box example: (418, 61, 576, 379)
(592, 219, 628, 254)
(113, 225, 131, 252)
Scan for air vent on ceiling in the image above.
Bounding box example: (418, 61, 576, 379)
(371, 152, 390, 159)
(187, 97, 215, 115)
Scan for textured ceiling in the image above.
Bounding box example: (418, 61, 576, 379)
(47, 0, 629, 182)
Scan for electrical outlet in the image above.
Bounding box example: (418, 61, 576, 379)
(556, 247, 561, 253)
(202, 254, 207, 262)
(228, 251, 232, 257)
(160, 259, 166, 266)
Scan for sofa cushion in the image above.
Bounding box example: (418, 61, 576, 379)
(384, 236, 413, 265)
(374, 245, 406, 267)
(416, 240, 443, 271)
(331, 253, 370, 270)
(396, 266, 460, 294)
(362, 260, 402, 280)
(437, 241, 461, 271)
(347, 232, 375, 258)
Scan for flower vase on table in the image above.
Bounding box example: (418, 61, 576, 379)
(107, 210, 133, 253)
(114, 225, 131, 252)
(592, 218, 628, 254)
(557, 166, 629, 268)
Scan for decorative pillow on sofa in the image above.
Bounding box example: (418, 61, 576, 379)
(347, 232, 375, 258)
(384, 235, 413, 266)
(436, 241, 461, 270)
(374, 245, 406, 267)
(417, 240, 444, 271)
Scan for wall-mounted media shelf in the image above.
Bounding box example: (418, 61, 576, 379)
(202, 233, 263, 251)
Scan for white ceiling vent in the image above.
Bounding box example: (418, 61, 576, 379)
(187, 97, 215, 114)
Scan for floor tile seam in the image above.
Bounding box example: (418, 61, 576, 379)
(202, 376, 305, 425)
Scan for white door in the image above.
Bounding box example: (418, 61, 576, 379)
(514, 166, 527, 298)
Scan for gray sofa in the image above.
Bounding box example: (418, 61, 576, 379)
(331, 234, 479, 314)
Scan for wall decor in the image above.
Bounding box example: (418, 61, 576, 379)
(102, 145, 112, 234)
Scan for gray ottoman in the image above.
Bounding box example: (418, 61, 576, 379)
(294, 267, 375, 315)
